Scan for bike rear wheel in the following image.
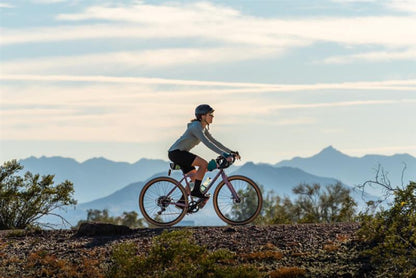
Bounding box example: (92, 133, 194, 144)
(139, 177, 188, 227)
(213, 175, 262, 225)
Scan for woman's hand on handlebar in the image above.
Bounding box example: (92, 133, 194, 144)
(221, 151, 241, 163)
(231, 151, 241, 161)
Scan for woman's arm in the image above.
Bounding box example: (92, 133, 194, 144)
(190, 123, 225, 155)
(204, 130, 233, 153)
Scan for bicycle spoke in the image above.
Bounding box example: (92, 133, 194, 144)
(214, 176, 262, 225)
(139, 177, 187, 227)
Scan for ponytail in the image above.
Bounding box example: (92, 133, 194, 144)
(190, 118, 209, 129)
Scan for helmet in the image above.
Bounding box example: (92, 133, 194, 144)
(195, 104, 214, 119)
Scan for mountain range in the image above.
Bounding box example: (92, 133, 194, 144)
(16, 146, 415, 226)
(19, 156, 169, 203)
(275, 146, 415, 196)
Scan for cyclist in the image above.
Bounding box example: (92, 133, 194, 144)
(168, 104, 240, 203)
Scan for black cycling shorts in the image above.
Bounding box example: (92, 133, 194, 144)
(168, 149, 197, 174)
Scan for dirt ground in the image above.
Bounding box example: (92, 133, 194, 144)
(0, 223, 372, 277)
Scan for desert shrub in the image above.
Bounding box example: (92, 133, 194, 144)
(24, 249, 105, 278)
(77, 209, 145, 228)
(257, 183, 357, 225)
(0, 160, 76, 229)
(240, 250, 284, 261)
(358, 181, 416, 277)
(4, 229, 27, 238)
(254, 193, 293, 224)
(108, 229, 261, 278)
(292, 183, 356, 223)
(269, 267, 306, 278)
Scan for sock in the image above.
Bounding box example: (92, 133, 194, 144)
(193, 180, 202, 192)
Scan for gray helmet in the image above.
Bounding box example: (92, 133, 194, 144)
(195, 104, 214, 119)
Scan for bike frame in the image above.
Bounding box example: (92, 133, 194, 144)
(168, 168, 241, 208)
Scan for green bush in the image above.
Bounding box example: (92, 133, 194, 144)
(358, 181, 416, 277)
(107, 229, 261, 278)
(256, 183, 357, 225)
(77, 209, 145, 228)
(0, 160, 76, 229)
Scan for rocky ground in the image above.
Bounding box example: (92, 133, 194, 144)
(0, 222, 372, 277)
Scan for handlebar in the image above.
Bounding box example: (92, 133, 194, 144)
(215, 152, 238, 169)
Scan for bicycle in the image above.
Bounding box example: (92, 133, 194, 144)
(139, 155, 263, 227)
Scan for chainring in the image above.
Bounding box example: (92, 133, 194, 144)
(186, 201, 200, 213)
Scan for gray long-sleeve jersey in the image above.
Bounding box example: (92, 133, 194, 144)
(168, 121, 232, 155)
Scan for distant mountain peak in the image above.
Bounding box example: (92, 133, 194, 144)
(323, 145, 336, 151)
(82, 157, 113, 164)
(315, 146, 347, 158)
(320, 145, 339, 153)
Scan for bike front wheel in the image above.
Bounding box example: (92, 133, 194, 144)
(213, 175, 262, 225)
(139, 176, 188, 227)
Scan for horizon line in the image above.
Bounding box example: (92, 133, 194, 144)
(8, 145, 415, 165)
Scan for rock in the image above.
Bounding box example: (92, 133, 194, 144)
(74, 222, 133, 237)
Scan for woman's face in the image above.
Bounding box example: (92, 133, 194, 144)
(203, 112, 214, 124)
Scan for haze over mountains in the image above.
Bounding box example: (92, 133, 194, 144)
(16, 146, 415, 226)
(275, 146, 415, 195)
(19, 146, 415, 201)
(19, 157, 169, 203)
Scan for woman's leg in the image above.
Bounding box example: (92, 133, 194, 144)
(190, 156, 209, 197)
(191, 156, 208, 181)
(187, 170, 197, 184)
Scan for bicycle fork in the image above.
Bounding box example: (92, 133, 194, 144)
(221, 172, 241, 203)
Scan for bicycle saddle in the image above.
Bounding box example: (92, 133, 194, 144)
(169, 163, 182, 170)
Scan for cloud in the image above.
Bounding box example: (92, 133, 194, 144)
(0, 47, 282, 74)
(275, 117, 317, 126)
(31, 0, 67, 3)
(2, 74, 416, 92)
(54, 2, 416, 48)
(57, 2, 241, 23)
(2, 2, 416, 50)
(330, 0, 376, 2)
(3, 92, 414, 142)
(323, 48, 416, 63)
(386, 0, 416, 13)
(330, 0, 416, 14)
(0, 88, 180, 142)
(269, 99, 416, 111)
(2, 79, 415, 116)
(0, 2, 14, 8)
(0, 22, 310, 49)
(2, 1, 415, 69)
(2, 76, 415, 144)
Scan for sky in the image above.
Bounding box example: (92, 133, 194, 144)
(1, 0, 415, 165)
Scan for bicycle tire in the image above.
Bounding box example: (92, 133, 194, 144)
(139, 176, 188, 227)
(213, 175, 262, 225)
